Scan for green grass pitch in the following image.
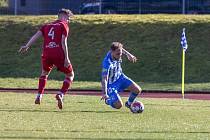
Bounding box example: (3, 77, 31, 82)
(0, 92, 209, 139)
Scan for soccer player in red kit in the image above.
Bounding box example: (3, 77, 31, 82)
(18, 9, 74, 109)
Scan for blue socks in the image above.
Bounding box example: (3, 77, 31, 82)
(128, 92, 138, 105)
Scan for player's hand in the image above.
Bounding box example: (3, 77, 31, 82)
(101, 94, 109, 101)
(18, 46, 29, 53)
(64, 59, 71, 68)
(127, 54, 137, 63)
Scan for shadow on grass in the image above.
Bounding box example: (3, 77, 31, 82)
(146, 103, 210, 108)
(0, 130, 209, 140)
(0, 108, 123, 114)
(2, 129, 210, 134)
(0, 136, 157, 140)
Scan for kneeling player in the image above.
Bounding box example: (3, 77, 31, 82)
(101, 42, 142, 110)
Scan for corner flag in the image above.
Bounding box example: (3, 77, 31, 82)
(181, 28, 188, 52)
(180, 28, 188, 99)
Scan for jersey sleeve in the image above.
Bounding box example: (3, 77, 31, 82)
(102, 59, 110, 77)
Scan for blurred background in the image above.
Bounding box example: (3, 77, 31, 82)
(1, 0, 210, 15)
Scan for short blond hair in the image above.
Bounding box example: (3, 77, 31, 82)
(58, 8, 73, 17)
(111, 42, 123, 51)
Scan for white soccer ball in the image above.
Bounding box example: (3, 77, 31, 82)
(130, 101, 144, 113)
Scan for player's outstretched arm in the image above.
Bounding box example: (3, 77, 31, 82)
(122, 48, 137, 63)
(101, 75, 109, 100)
(18, 31, 42, 53)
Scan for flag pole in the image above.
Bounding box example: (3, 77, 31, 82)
(181, 28, 187, 99)
(181, 49, 185, 99)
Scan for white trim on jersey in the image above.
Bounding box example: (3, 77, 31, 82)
(107, 60, 122, 85)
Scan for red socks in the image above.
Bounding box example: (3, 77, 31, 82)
(38, 76, 72, 95)
(38, 75, 47, 94)
(60, 77, 72, 94)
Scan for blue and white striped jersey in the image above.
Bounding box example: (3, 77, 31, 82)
(102, 52, 123, 85)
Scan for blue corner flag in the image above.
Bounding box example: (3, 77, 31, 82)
(181, 28, 188, 52)
(180, 28, 188, 99)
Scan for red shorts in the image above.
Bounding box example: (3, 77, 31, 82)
(42, 56, 73, 74)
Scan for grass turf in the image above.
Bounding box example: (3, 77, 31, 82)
(0, 92, 209, 139)
(1, 77, 210, 91)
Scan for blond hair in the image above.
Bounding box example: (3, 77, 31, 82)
(58, 8, 73, 17)
(111, 42, 123, 51)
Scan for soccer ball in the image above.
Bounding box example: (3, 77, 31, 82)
(130, 101, 144, 113)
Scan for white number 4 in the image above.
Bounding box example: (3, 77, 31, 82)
(48, 27, 55, 40)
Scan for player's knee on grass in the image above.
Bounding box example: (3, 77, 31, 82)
(107, 90, 123, 109)
(112, 100, 123, 109)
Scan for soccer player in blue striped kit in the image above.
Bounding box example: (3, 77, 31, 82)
(101, 42, 142, 110)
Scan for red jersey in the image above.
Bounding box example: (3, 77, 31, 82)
(40, 20, 69, 58)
